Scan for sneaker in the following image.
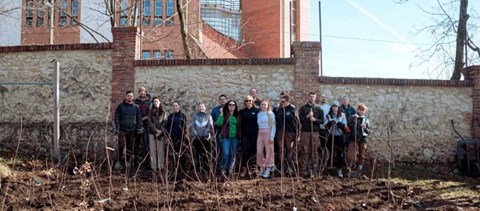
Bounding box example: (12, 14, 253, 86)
(357, 165, 363, 171)
(258, 168, 265, 177)
(114, 161, 122, 171)
(337, 169, 343, 178)
(221, 170, 228, 178)
(240, 167, 248, 177)
(261, 167, 271, 178)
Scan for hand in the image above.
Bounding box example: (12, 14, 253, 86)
(142, 116, 148, 121)
(352, 114, 358, 118)
(137, 128, 145, 135)
(309, 116, 316, 122)
(219, 108, 223, 115)
(361, 123, 367, 129)
(269, 139, 274, 144)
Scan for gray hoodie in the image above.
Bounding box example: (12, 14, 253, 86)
(190, 112, 214, 140)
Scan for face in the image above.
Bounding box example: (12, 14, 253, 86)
(308, 94, 316, 104)
(342, 98, 349, 106)
(260, 102, 268, 111)
(245, 98, 253, 108)
(138, 88, 147, 98)
(197, 103, 206, 112)
(153, 99, 160, 108)
(357, 108, 365, 115)
(228, 102, 236, 111)
(249, 89, 257, 98)
(125, 93, 134, 102)
(281, 98, 289, 108)
(219, 96, 227, 106)
(319, 95, 326, 103)
(172, 102, 180, 113)
(332, 105, 338, 112)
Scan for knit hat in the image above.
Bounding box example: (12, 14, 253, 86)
(331, 101, 339, 107)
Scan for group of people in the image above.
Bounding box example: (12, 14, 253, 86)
(113, 87, 370, 180)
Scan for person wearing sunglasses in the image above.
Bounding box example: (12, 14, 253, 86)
(238, 95, 259, 178)
(275, 95, 300, 175)
(216, 100, 240, 177)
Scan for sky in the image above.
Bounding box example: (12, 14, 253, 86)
(1, 0, 478, 79)
(309, 0, 479, 79)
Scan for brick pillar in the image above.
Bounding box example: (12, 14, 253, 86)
(463, 65, 480, 136)
(291, 42, 321, 107)
(110, 27, 141, 117)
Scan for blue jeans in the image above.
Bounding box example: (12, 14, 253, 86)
(221, 137, 238, 172)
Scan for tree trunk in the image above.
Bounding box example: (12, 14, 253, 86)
(176, 0, 192, 59)
(451, 0, 468, 80)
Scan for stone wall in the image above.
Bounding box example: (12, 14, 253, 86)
(319, 83, 472, 163)
(134, 63, 295, 116)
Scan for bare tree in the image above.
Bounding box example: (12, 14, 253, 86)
(401, 0, 479, 79)
(0, 0, 19, 17)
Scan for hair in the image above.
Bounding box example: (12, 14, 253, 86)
(125, 91, 133, 95)
(328, 104, 342, 117)
(138, 87, 147, 94)
(223, 100, 239, 117)
(357, 103, 368, 112)
(308, 92, 316, 96)
(281, 95, 290, 101)
(151, 97, 165, 117)
(280, 91, 287, 96)
(342, 96, 349, 100)
(242, 95, 254, 108)
(218, 94, 227, 100)
(260, 99, 274, 126)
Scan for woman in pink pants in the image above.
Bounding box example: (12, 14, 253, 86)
(256, 100, 276, 178)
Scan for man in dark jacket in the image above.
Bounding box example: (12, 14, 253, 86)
(134, 87, 151, 168)
(114, 91, 142, 171)
(275, 95, 300, 175)
(298, 92, 324, 178)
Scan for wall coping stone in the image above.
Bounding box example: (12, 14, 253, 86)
(318, 76, 473, 87)
(134, 58, 295, 66)
(0, 43, 113, 52)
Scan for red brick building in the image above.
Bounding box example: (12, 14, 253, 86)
(20, 0, 311, 59)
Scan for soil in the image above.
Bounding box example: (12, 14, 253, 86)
(1, 159, 479, 211)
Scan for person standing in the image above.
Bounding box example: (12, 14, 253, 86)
(134, 87, 151, 167)
(275, 95, 300, 175)
(238, 95, 259, 177)
(249, 88, 261, 108)
(147, 97, 167, 172)
(256, 100, 276, 178)
(326, 101, 347, 178)
(190, 102, 214, 177)
(216, 100, 240, 177)
(164, 101, 188, 178)
(211, 94, 227, 171)
(114, 91, 142, 171)
(346, 103, 370, 172)
(298, 92, 324, 178)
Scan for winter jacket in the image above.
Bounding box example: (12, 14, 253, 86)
(134, 95, 151, 125)
(257, 111, 276, 140)
(238, 106, 259, 137)
(147, 107, 167, 136)
(299, 103, 324, 132)
(340, 104, 356, 122)
(164, 111, 187, 140)
(115, 101, 142, 133)
(275, 104, 300, 136)
(216, 114, 240, 139)
(190, 112, 214, 140)
(348, 114, 370, 142)
(326, 113, 347, 136)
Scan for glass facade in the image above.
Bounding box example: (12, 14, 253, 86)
(200, 0, 241, 41)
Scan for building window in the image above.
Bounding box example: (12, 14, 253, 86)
(291, 0, 297, 42)
(59, 0, 68, 26)
(71, 0, 79, 25)
(143, 0, 151, 26)
(166, 0, 174, 26)
(165, 50, 174, 59)
(154, 0, 163, 26)
(153, 51, 162, 59)
(120, 0, 128, 26)
(142, 51, 151, 59)
(26, 0, 34, 27)
(37, 1, 44, 27)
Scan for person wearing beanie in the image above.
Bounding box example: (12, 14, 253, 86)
(346, 103, 370, 173)
(326, 101, 347, 178)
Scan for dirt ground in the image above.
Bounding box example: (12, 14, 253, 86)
(0, 158, 479, 211)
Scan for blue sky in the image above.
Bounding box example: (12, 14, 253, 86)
(309, 0, 479, 79)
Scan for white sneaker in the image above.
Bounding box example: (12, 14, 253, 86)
(357, 165, 363, 171)
(261, 167, 271, 178)
(337, 169, 343, 178)
(258, 168, 265, 177)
